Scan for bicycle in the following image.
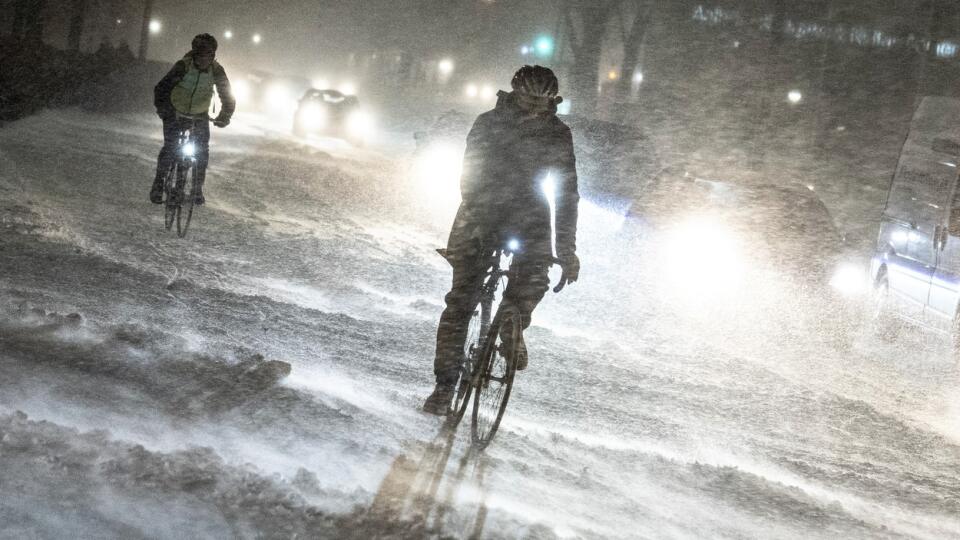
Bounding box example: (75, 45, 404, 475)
(162, 113, 206, 238)
(440, 238, 565, 450)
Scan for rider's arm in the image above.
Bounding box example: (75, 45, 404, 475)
(554, 125, 579, 260)
(459, 116, 491, 207)
(153, 60, 186, 115)
(212, 64, 236, 121)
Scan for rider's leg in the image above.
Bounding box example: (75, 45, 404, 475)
(151, 116, 179, 203)
(499, 257, 551, 370)
(192, 119, 211, 204)
(433, 253, 487, 384)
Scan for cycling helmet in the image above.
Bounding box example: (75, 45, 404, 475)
(191, 33, 218, 54)
(511, 65, 559, 97)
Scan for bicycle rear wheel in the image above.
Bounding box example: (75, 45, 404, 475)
(447, 295, 492, 424)
(471, 305, 520, 449)
(176, 164, 196, 238)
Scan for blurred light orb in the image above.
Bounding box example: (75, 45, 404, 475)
(465, 84, 479, 98)
(633, 72, 644, 83)
(521, 45, 530, 55)
(607, 70, 619, 80)
(507, 238, 521, 252)
(252, 33, 262, 44)
(339, 82, 356, 95)
(148, 20, 161, 34)
(438, 59, 455, 75)
(480, 84, 496, 100)
(312, 77, 330, 90)
(535, 36, 554, 56)
(232, 79, 251, 103)
(224, 30, 233, 39)
(788, 90, 802, 103)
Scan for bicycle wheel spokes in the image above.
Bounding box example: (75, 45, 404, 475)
(471, 307, 520, 449)
(447, 305, 483, 422)
(163, 165, 178, 231)
(176, 164, 196, 238)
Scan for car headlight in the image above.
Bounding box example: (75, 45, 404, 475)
(265, 83, 296, 114)
(347, 110, 374, 138)
(232, 79, 251, 104)
(412, 142, 463, 217)
(660, 216, 746, 293)
(300, 104, 326, 129)
(829, 262, 867, 296)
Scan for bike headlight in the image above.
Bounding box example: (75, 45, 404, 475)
(181, 142, 196, 157)
(829, 262, 867, 296)
(507, 238, 521, 252)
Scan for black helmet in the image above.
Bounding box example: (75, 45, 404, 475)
(511, 65, 559, 97)
(191, 33, 218, 54)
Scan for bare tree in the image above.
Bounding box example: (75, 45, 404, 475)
(562, 0, 622, 111)
(615, 0, 653, 100)
(67, 0, 88, 52)
(13, 0, 46, 43)
(138, 0, 153, 61)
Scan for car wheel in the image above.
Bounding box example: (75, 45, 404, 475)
(871, 273, 900, 342)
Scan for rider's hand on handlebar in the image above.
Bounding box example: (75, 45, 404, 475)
(212, 115, 230, 128)
(554, 253, 580, 293)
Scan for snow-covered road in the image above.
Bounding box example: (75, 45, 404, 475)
(1, 109, 959, 539)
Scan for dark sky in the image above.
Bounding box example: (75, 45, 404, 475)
(140, 0, 557, 79)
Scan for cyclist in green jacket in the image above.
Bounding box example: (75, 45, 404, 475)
(149, 33, 235, 205)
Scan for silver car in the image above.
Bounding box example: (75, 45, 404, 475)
(871, 96, 960, 351)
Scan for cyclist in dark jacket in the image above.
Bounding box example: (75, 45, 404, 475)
(149, 33, 235, 206)
(423, 65, 580, 415)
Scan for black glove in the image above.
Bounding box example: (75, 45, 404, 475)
(554, 253, 580, 292)
(212, 115, 230, 128)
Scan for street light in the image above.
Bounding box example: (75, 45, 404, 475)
(148, 20, 161, 34)
(535, 35, 554, 57)
(224, 30, 233, 39)
(252, 33, 262, 44)
(438, 59, 454, 75)
(788, 90, 802, 103)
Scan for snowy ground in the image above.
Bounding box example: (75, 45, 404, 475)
(1, 109, 959, 539)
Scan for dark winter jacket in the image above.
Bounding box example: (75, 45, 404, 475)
(154, 52, 235, 119)
(446, 90, 579, 261)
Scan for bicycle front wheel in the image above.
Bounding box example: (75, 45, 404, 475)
(448, 295, 493, 424)
(176, 164, 196, 238)
(162, 164, 178, 231)
(471, 305, 520, 449)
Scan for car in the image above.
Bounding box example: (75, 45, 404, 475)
(292, 88, 374, 145)
(627, 165, 866, 341)
(871, 96, 960, 356)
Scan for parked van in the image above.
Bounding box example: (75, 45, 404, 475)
(871, 96, 960, 350)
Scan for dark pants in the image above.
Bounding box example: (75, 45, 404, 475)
(434, 251, 551, 384)
(153, 115, 210, 188)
